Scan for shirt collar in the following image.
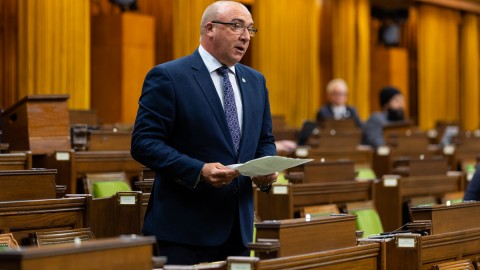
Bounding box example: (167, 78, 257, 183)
(199, 45, 236, 74)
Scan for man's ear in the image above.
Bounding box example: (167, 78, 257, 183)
(205, 23, 214, 36)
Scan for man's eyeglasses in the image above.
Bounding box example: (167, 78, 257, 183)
(211, 21, 257, 37)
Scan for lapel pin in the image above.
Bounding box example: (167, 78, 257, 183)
(242, 78, 246, 83)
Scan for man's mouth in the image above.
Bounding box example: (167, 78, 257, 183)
(235, 45, 245, 53)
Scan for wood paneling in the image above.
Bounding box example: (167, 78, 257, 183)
(91, 13, 155, 124)
(0, 0, 18, 109)
(370, 47, 410, 115)
(17, 0, 90, 109)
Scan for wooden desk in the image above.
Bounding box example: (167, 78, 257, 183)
(0, 169, 57, 201)
(367, 227, 480, 269)
(0, 236, 156, 270)
(0, 95, 70, 155)
(302, 160, 356, 183)
(88, 130, 131, 151)
(0, 196, 91, 245)
(373, 147, 442, 178)
(374, 173, 462, 231)
(306, 130, 362, 149)
(249, 243, 380, 270)
(254, 215, 357, 258)
(0, 152, 32, 170)
(68, 192, 149, 239)
(255, 182, 373, 220)
(411, 201, 480, 235)
(34, 150, 142, 193)
(300, 147, 373, 169)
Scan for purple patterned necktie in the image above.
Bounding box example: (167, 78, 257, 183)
(217, 66, 241, 154)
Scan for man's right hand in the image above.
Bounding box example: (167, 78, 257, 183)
(201, 163, 240, 188)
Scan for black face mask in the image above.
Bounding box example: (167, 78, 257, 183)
(387, 108, 404, 121)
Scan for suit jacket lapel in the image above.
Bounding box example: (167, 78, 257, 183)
(190, 51, 235, 154)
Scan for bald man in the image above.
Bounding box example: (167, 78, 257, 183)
(131, 1, 276, 264)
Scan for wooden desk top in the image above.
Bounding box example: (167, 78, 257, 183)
(0, 236, 156, 270)
(255, 215, 357, 257)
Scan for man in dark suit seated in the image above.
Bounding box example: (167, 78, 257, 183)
(316, 79, 362, 127)
(131, 1, 277, 265)
(361, 86, 406, 148)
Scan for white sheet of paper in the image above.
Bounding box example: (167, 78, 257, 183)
(227, 156, 313, 176)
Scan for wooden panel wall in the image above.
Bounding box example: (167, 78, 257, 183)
(370, 47, 409, 115)
(92, 0, 174, 65)
(17, 0, 90, 109)
(91, 13, 155, 124)
(0, 0, 19, 110)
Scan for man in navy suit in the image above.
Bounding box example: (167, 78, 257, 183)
(131, 1, 277, 265)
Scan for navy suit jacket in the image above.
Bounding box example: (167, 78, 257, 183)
(131, 50, 276, 247)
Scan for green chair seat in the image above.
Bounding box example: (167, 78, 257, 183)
(92, 180, 131, 198)
(356, 168, 377, 180)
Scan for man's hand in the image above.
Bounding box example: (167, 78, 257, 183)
(201, 163, 240, 188)
(251, 172, 278, 191)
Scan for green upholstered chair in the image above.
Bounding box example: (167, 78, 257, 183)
(350, 208, 384, 237)
(83, 172, 131, 198)
(347, 201, 384, 237)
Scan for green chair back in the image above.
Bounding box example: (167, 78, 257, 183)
(351, 208, 384, 237)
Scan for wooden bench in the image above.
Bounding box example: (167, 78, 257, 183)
(298, 146, 374, 173)
(306, 129, 362, 149)
(373, 147, 443, 178)
(68, 192, 149, 239)
(433, 259, 475, 270)
(250, 215, 357, 259)
(302, 160, 356, 183)
(374, 173, 463, 231)
(0, 169, 57, 201)
(0, 196, 91, 245)
(88, 130, 131, 151)
(230, 243, 380, 270)
(0, 236, 157, 270)
(0, 151, 32, 170)
(34, 150, 142, 193)
(362, 202, 480, 269)
(410, 201, 480, 234)
(255, 181, 373, 220)
(391, 157, 449, 177)
(164, 243, 381, 270)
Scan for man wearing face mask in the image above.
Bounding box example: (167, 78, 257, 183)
(361, 86, 405, 148)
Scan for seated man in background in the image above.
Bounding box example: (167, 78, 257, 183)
(362, 86, 406, 148)
(464, 165, 480, 201)
(316, 79, 362, 127)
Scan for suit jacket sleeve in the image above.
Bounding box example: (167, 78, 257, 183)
(131, 65, 204, 188)
(362, 113, 385, 148)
